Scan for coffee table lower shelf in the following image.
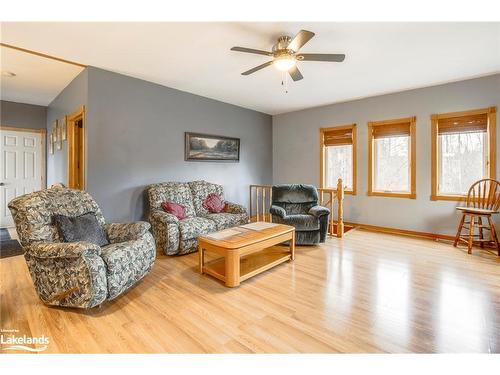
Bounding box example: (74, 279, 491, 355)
(202, 247, 292, 286)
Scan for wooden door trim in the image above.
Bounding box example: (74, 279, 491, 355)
(0, 125, 47, 189)
(66, 106, 86, 190)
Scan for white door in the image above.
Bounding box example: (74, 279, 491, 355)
(0, 129, 43, 228)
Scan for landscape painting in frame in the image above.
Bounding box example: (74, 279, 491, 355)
(185, 132, 240, 162)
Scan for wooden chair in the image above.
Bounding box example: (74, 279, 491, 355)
(454, 178, 500, 255)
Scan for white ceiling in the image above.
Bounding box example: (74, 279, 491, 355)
(0, 46, 84, 106)
(1, 22, 499, 114)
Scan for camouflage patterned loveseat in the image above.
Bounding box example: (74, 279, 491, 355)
(148, 180, 248, 255)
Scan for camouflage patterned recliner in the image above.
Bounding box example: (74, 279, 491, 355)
(8, 187, 156, 309)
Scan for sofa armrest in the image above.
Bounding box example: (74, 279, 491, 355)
(26, 241, 101, 259)
(308, 205, 330, 218)
(150, 210, 180, 225)
(224, 202, 247, 215)
(24, 241, 107, 309)
(149, 210, 181, 255)
(270, 205, 287, 219)
(105, 221, 151, 243)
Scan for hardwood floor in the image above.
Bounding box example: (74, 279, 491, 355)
(1, 229, 499, 353)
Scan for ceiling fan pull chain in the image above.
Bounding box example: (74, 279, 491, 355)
(281, 71, 289, 94)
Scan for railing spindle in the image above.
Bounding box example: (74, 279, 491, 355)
(269, 187, 273, 223)
(249, 185, 253, 222)
(330, 191, 334, 235)
(262, 187, 266, 222)
(336, 178, 344, 238)
(257, 187, 261, 222)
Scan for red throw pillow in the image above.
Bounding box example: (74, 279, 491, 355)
(161, 201, 186, 220)
(202, 193, 225, 213)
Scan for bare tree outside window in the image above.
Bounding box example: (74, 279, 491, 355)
(438, 132, 487, 195)
(374, 136, 409, 192)
(325, 145, 352, 189)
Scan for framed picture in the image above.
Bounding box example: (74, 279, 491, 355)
(61, 116, 67, 141)
(49, 134, 54, 154)
(55, 120, 62, 150)
(51, 126, 56, 149)
(185, 132, 240, 162)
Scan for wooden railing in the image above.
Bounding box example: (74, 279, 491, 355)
(249, 179, 345, 238)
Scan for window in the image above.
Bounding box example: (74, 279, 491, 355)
(368, 117, 416, 198)
(431, 107, 496, 201)
(320, 124, 356, 194)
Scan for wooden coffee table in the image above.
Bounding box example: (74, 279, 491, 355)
(198, 223, 295, 287)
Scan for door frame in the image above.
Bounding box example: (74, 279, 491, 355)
(0, 125, 47, 189)
(66, 105, 86, 190)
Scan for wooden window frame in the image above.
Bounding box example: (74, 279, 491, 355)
(431, 106, 496, 201)
(367, 116, 417, 199)
(320, 124, 357, 195)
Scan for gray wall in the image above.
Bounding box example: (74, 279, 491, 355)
(46, 69, 88, 187)
(273, 74, 500, 236)
(1, 100, 47, 129)
(84, 67, 272, 222)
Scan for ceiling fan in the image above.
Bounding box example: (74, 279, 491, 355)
(230, 29, 345, 82)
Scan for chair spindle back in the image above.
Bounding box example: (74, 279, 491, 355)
(466, 179, 500, 211)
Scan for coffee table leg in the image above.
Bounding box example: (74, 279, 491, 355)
(290, 231, 295, 261)
(199, 245, 204, 274)
(225, 251, 240, 287)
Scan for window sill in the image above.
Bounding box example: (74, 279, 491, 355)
(431, 194, 467, 202)
(368, 191, 416, 199)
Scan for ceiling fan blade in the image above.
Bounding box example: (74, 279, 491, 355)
(289, 65, 303, 81)
(297, 53, 346, 62)
(231, 46, 273, 56)
(241, 61, 273, 75)
(287, 30, 315, 52)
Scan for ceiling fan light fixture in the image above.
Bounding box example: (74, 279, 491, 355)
(273, 56, 296, 72)
(231, 29, 345, 82)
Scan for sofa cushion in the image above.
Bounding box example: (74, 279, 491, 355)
(277, 202, 317, 215)
(178, 217, 217, 240)
(148, 182, 196, 218)
(8, 187, 106, 246)
(202, 193, 225, 213)
(189, 180, 224, 216)
(273, 214, 320, 231)
(205, 213, 248, 230)
(161, 201, 186, 220)
(54, 212, 109, 246)
(271, 184, 319, 215)
(272, 184, 319, 203)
